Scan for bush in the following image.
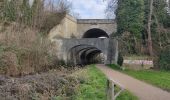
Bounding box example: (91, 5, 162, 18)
(159, 46, 170, 70)
(0, 51, 19, 76)
(0, 23, 58, 76)
(117, 52, 124, 66)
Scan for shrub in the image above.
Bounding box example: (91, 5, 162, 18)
(0, 0, 71, 76)
(159, 46, 170, 70)
(117, 52, 124, 66)
(0, 23, 58, 76)
(0, 51, 19, 76)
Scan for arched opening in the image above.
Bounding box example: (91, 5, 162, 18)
(67, 44, 105, 65)
(85, 50, 102, 64)
(82, 28, 109, 38)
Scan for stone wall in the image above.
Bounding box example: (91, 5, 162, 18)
(48, 15, 118, 65)
(77, 19, 117, 38)
(52, 38, 118, 64)
(48, 14, 78, 40)
(48, 15, 117, 39)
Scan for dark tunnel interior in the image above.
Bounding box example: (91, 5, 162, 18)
(68, 45, 104, 65)
(82, 28, 109, 38)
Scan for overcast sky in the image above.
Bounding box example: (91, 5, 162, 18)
(29, 0, 109, 19)
(68, 0, 108, 19)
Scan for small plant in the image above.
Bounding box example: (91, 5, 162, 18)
(159, 46, 170, 70)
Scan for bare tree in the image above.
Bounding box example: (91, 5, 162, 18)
(105, 0, 117, 19)
(147, 0, 154, 56)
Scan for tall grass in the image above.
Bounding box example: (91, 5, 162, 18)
(0, 0, 71, 76)
(0, 23, 57, 76)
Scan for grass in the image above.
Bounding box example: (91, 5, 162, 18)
(73, 65, 138, 100)
(109, 64, 170, 92)
(73, 65, 107, 100)
(116, 91, 138, 100)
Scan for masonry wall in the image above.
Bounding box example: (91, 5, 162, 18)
(64, 15, 78, 38)
(52, 38, 118, 65)
(48, 15, 77, 40)
(48, 15, 117, 40)
(77, 21, 117, 38)
(48, 15, 118, 65)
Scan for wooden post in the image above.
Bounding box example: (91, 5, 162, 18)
(111, 82, 115, 100)
(107, 79, 124, 100)
(107, 80, 111, 100)
(107, 79, 115, 100)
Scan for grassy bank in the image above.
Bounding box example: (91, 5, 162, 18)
(109, 64, 170, 92)
(73, 65, 138, 100)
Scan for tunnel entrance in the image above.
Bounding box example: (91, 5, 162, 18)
(67, 45, 105, 65)
(67, 28, 109, 65)
(82, 28, 109, 38)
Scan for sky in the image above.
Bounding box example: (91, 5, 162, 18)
(68, 0, 108, 19)
(29, 0, 109, 19)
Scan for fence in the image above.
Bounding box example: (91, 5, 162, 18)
(107, 79, 124, 100)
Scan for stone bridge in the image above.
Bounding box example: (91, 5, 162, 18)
(48, 14, 118, 65)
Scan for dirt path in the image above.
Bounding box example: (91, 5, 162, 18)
(96, 64, 170, 100)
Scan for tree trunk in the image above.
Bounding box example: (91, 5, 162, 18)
(147, 0, 154, 56)
(153, 13, 162, 49)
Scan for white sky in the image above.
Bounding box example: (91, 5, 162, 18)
(29, 0, 109, 19)
(68, 0, 108, 19)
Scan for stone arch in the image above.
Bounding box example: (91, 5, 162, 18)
(82, 28, 109, 38)
(67, 44, 104, 65)
(77, 19, 117, 38)
(60, 38, 117, 65)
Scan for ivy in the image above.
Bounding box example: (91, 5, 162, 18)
(116, 0, 145, 38)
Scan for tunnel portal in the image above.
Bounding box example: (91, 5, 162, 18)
(82, 28, 109, 38)
(67, 44, 104, 65)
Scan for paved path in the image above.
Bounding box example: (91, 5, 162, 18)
(96, 64, 170, 100)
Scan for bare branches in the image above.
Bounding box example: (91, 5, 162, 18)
(105, 0, 118, 19)
(0, 0, 71, 34)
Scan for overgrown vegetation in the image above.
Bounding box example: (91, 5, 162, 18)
(109, 64, 170, 92)
(106, 0, 170, 70)
(0, 0, 71, 76)
(73, 65, 107, 100)
(117, 52, 124, 66)
(109, 0, 145, 54)
(0, 67, 80, 100)
(0, 0, 70, 34)
(73, 65, 138, 100)
(159, 46, 170, 70)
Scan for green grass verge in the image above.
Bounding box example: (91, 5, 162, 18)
(116, 91, 138, 100)
(109, 64, 170, 92)
(73, 65, 107, 100)
(73, 65, 138, 100)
